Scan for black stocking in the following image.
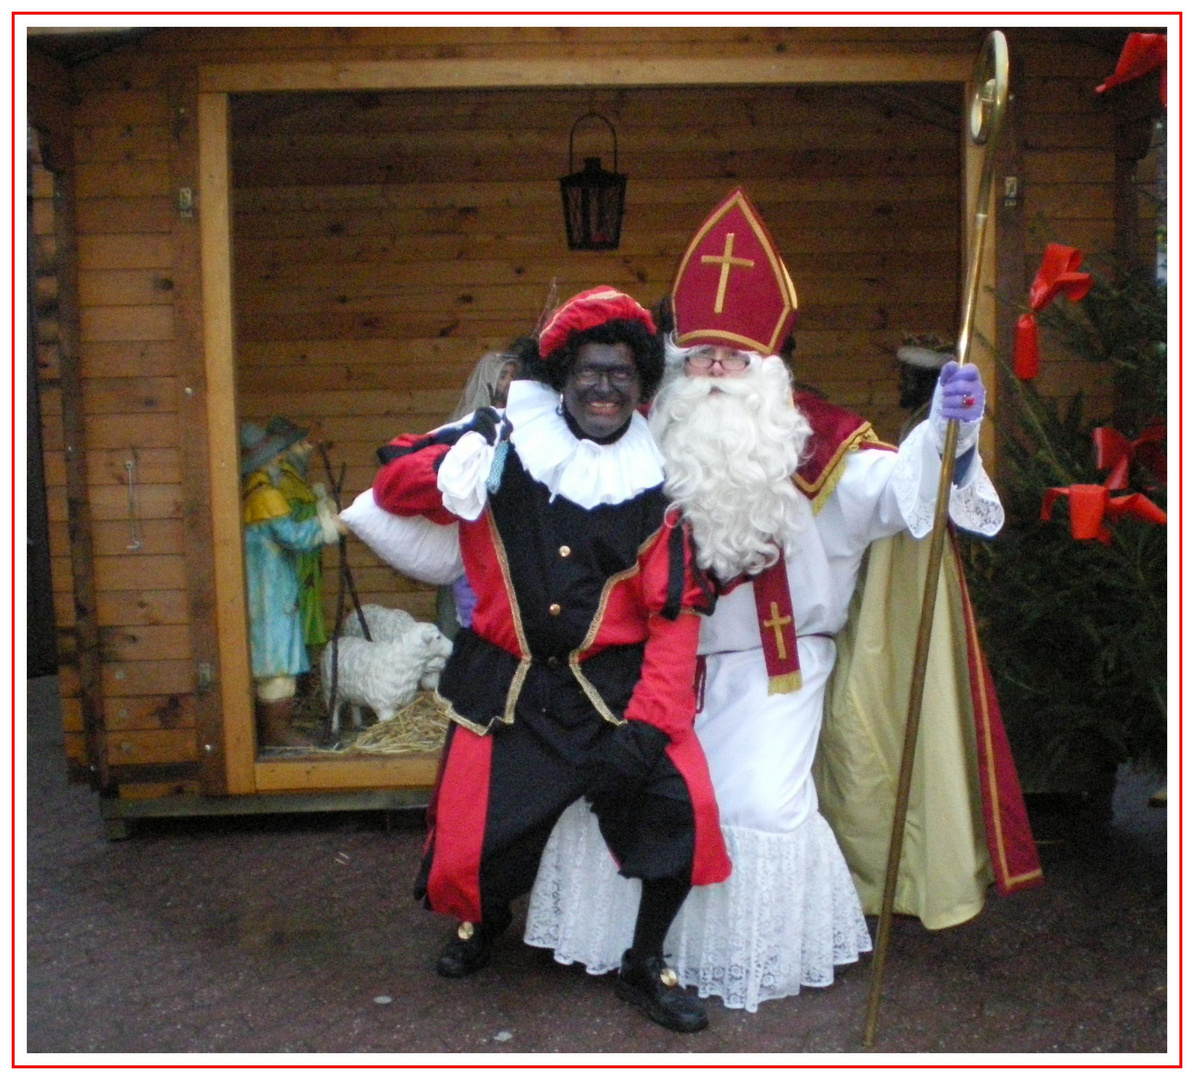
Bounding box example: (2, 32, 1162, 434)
(630, 875, 691, 960)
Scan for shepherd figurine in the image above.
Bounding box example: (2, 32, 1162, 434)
(240, 419, 343, 748)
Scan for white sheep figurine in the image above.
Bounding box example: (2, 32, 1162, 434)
(321, 618, 453, 733)
(341, 603, 418, 643)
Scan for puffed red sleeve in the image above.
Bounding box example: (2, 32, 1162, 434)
(622, 513, 715, 741)
(372, 433, 456, 525)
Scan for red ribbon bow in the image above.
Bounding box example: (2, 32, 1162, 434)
(1097, 32, 1167, 107)
(1041, 486, 1166, 543)
(1014, 245, 1094, 379)
(1092, 421, 1167, 490)
(1041, 422, 1167, 543)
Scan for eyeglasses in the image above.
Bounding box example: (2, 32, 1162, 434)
(685, 353, 749, 372)
(571, 365, 639, 389)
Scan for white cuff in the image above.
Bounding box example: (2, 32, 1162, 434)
(436, 430, 493, 521)
(893, 422, 1005, 538)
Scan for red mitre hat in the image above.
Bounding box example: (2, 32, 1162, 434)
(670, 188, 798, 355)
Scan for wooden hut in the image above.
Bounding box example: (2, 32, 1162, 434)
(25, 26, 1163, 836)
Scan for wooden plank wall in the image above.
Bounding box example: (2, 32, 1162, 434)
(34, 46, 200, 787)
(34, 25, 1143, 778)
(229, 79, 965, 625)
(1015, 29, 1160, 417)
(30, 133, 91, 767)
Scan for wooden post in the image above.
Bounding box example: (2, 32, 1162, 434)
(994, 33, 1028, 488)
(170, 69, 229, 795)
(198, 91, 256, 794)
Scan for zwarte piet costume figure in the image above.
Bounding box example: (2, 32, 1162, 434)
(364, 287, 729, 1033)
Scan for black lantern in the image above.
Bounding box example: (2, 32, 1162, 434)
(559, 113, 626, 251)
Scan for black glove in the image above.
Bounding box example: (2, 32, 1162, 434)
(459, 406, 512, 446)
(376, 407, 512, 466)
(584, 720, 671, 818)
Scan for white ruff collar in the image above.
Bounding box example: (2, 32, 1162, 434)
(504, 380, 665, 509)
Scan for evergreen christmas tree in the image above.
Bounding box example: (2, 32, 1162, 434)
(963, 260, 1167, 807)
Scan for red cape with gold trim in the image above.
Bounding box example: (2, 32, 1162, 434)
(797, 392, 1042, 929)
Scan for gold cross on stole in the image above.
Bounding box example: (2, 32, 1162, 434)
(701, 232, 755, 312)
(763, 601, 792, 660)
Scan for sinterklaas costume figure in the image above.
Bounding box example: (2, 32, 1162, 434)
(525, 188, 1042, 1013)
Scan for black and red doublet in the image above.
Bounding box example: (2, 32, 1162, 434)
(372, 382, 731, 925)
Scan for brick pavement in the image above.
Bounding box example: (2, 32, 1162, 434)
(22, 677, 1170, 1061)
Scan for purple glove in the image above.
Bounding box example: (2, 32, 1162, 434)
(937, 361, 985, 422)
(451, 575, 478, 628)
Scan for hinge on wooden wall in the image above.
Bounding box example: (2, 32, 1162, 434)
(1003, 176, 1019, 208)
(196, 661, 216, 692)
(177, 187, 195, 219)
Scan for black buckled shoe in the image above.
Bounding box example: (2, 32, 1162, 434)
(615, 950, 708, 1033)
(435, 914, 510, 978)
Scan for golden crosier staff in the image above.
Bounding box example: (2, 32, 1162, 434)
(862, 29, 1009, 1049)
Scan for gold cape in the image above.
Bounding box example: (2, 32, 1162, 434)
(815, 529, 1042, 930)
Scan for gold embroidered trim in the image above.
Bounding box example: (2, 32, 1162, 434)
(570, 660, 626, 727)
(488, 510, 530, 659)
(481, 507, 533, 726)
(576, 525, 661, 654)
(431, 690, 504, 737)
(432, 511, 533, 736)
(503, 659, 531, 725)
(794, 421, 879, 515)
(567, 525, 663, 727)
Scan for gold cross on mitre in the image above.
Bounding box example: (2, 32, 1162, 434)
(701, 232, 755, 313)
(763, 601, 792, 660)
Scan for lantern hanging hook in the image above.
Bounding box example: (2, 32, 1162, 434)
(568, 111, 619, 174)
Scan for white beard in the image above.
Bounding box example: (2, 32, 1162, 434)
(649, 356, 812, 581)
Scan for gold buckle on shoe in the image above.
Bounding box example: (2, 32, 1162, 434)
(457, 921, 475, 940)
(659, 967, 678, 987)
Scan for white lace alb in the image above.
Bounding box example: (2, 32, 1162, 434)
(524, 800, 872, 1012)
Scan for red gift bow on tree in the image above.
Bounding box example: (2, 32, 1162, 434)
(1096, 32, 1167, 107)
(1041, 423, 1167, 543)
(1013, 245, 1094, 379)
(1092, 421, 1167, 490)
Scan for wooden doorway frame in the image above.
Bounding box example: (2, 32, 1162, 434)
(196, 51, 990, 795)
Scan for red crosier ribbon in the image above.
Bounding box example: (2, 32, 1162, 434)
(1041, 423, 1167, 543)
(1096, 32, 1168, 107)
(1014, 245, 1094, 379)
